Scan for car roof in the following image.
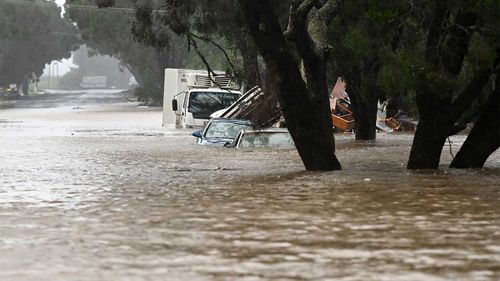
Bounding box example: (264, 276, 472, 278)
(190, 89, 241, 94)
(240, 128, 290, 134)
(209, 118, 253, 125)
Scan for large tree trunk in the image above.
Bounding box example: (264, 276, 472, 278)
(238, 0, 341, 171)
(354, 98, 378, 140)
(450, 89, 499, 168)
(407, 3, 479, 169)
(239, 34, 279, 127)
(247, 70, 281, 127)
(238, 34, 261, 87)
(349, 81, 379, 140)
(407, 118, 449, 169)
(343, 54, 381, 141)
(408, 86, 452, 169)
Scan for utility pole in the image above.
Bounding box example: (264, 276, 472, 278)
(48, 63, 51, 89)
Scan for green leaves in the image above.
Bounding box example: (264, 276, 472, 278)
(0, 0, 79, 87)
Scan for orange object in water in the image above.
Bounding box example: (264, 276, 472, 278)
(332, 114, 355, 131)
(385, 117, 401, 130)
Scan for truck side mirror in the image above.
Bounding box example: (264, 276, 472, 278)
(192, 131, 202, 138)
(172, 99, 178, 111)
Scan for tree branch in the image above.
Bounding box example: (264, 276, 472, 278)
(449, 50, 499, 122)
(188, 32, 237, 75)
(284, 0, 320, 40)
(451, 70, 491, 120)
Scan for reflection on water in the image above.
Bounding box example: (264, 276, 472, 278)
(0, 103, 499, 281)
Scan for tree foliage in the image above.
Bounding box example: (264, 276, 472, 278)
(131, 0, 342, 170)
(131, 0, 262, 86)
(88, 0, 499, 170)
(131, 0, 499, 170)
(0, 0, 79, 92)
(66, 0, 188, 104)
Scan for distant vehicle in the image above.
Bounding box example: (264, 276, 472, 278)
(0, 84, 18, 98)
(80, 76, 107, 88)
(192, 118, 253, 145)
(163, 68, 242, 129)
(227, 128, 295, 149)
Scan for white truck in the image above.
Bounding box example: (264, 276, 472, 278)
(162, 68, 242, 129)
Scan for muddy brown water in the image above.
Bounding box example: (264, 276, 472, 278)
(0, 96, 499, 281)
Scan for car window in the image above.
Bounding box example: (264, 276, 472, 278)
(239, 132, 295, 148)
(205, 122, 252, 138)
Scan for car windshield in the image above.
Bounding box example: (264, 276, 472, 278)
(205, 122, 252, 139)
(238, 132, 295, 148)
(188, 92, 240, 119)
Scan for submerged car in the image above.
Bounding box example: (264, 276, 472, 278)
(227, 128, 295, 149)
(192, 118, 253, 145)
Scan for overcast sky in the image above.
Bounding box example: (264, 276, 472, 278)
(55, 0, 64, 8)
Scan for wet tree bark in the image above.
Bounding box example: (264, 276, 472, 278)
(407, 3, 481, 169)
(238, 0, 341, 170)
(450, 88, 499, 168)
(348, 78, 379, 140)
(408, 64, 496, 169)
(342, 53, 381, 140)
(407, 110, 451, 169)
(238, 34, 261, 87)
(353, 97, 378, 140)
(407, 72, 455, 169)
(237, 33, 281, 127)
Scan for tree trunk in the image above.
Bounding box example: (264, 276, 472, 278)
(407, 118, 449, 169)
(238, 0, 341, 171)
(348, 76, 379, 140)
(450, 89, 499, 168)
(408, 85, 452, 169)
(354, 97, 378, 140)
(407, 3, 480, 170)
(21, 78, 29, 95)
(239, 34, 261, 87)
(238, 33, 279, 127)
(247, 70, 280, 127)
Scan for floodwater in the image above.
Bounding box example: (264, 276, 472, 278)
(1, 92, 499, 281)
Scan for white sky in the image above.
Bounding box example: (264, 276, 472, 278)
(54, 0, 65, 10)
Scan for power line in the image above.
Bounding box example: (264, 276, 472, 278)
(0, 0, 168, 14)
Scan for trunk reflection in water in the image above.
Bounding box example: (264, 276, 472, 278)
(0, 103, 499, 281)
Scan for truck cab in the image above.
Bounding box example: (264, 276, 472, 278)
(162, 69, 242, 129)
(172, 88, 241, 128)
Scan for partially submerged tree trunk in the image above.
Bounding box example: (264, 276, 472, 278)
(348, 78, 380, 141)
(450, 87, 499, 168)
(407, 100, 451, 169)
(407, 3, 485, 169)
(238, 0, 341, 170)
(408, 63, 497, 169)
(353, 98, 378, 140)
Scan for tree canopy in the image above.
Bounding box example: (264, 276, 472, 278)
(0, 0, 79, 92)
(83, 0, 500, 170)
(66, 0, 188, 104)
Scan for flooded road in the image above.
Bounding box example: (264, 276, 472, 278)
(1, 92, 499, 281)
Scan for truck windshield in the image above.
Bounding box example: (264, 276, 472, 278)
(188, 92, 240, 119)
